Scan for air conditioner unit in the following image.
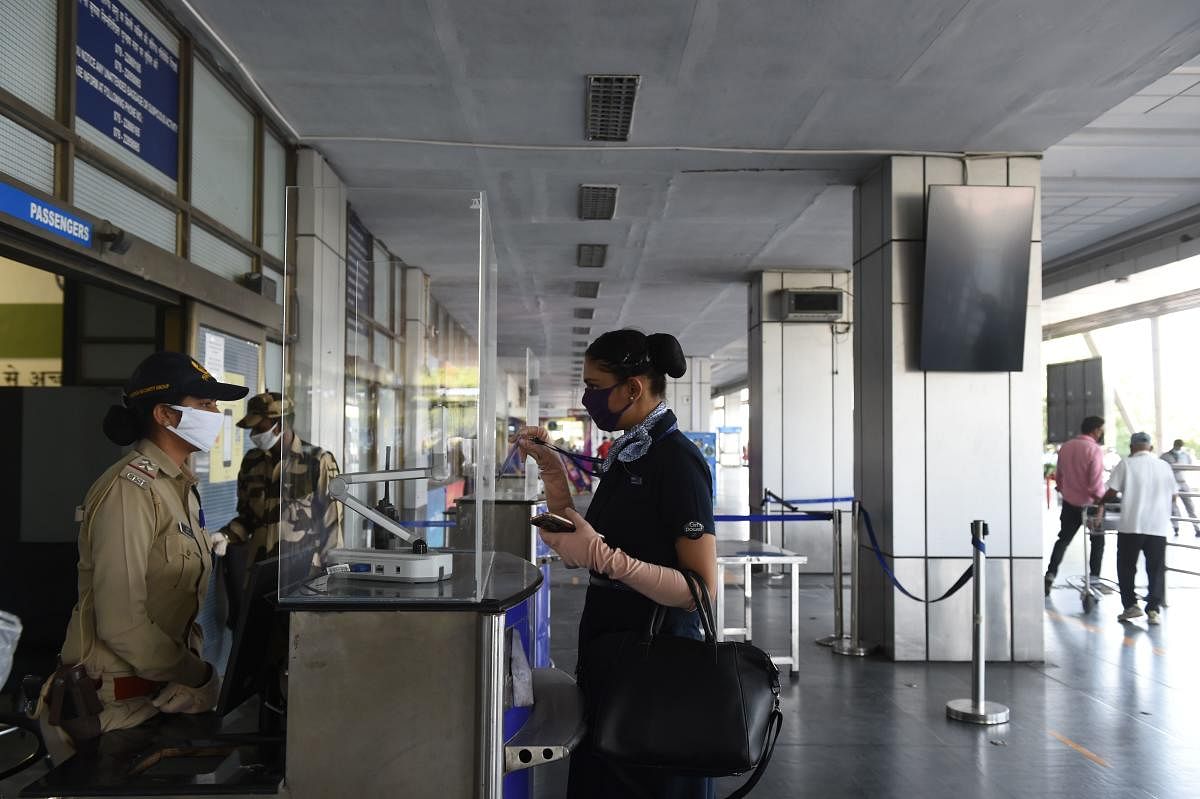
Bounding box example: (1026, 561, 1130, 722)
(237, 271, 278, 300)
(780, 289, 844, 322)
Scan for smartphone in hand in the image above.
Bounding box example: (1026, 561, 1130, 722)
(531, 512, 576, 533)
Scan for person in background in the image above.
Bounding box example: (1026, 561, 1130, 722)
(37, 353, 247, 760)
(597, 435, 613, 460)
(212, 392, 343, 571)
(516, 329, 717, 799)
(1103, 432, 1177, 625)
(1045, 416, 1108, 596)
(1161, 439, 1200, 537)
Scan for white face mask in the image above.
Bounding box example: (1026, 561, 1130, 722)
(168, 405, 225, 452)
(250, 424, 282, 452)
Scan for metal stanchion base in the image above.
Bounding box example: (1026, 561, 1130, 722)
(832, 639, 871, 657)
(814, 634, 843, 647)
(945, 699, 1010, 725)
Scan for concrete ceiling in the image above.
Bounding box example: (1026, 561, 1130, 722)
(172, 0, 1200, 413)
(1042, 54, 1200, 262)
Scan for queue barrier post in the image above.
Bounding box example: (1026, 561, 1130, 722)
(815, 508, 846, 647)
(833, 500, 870, 657)
(946, 519, 1010, 725)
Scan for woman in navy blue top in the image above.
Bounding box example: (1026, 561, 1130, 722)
(516, 330, 717, 799)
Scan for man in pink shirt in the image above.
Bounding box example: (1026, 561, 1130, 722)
(1045, 416, 1107, 596)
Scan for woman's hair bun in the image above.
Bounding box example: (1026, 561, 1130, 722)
(646, 333, 686, 379)
(102, 404, 142, 446)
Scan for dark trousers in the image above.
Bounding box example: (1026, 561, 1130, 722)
(1117, 533, 1167, 612)
(1046, 500, 1104, 577)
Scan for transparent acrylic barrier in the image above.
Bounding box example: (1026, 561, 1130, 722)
(278, 186, 498, 605)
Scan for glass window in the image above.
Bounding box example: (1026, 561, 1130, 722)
(373, 244, 390, 325)
(73, 158, 176, 252)
(0, 113, 54, 192)
(191, 61, 253, 238)
(190, 223, 251, 281)
(0, 0, 58, 117)
(262, 133, 286, 258)
(373, 330, 390, 370)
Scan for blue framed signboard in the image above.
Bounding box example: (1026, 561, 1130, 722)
(75, 0, 180, 179)
(684, 431, 718, 498)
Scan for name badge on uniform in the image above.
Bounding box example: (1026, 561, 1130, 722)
(178, 522, 196, 540)
(629, 474, 643, 486)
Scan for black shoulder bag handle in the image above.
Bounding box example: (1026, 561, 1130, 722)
(681, 570, 784, 799)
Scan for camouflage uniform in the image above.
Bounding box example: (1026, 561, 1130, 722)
(222, 393, 343, 565)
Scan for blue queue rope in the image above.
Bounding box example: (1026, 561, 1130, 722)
(714, 513, 834, 523)
(858, 507, 978, 604)
(761, 495, 856, 506)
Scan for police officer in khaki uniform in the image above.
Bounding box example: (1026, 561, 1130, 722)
(212, 392, 342, 568)
(40, 352, 248, 757)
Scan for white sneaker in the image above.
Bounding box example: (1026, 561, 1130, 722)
(1118, 606, 1145, 622)
(1147, 610, 1161, 625)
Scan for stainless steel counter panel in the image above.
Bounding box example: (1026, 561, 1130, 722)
(286, 609, 481, 798)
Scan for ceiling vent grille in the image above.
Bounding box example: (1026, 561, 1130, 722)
(574, 281, 600, 299)
(574, 308, 595, 319)
(572, 326, 591, 335)
(578, 184, 618, 220)
(585, 74, 640, 141)
(577, 244, 607, 268)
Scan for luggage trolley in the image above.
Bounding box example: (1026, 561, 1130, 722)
(1067, 504, 1119, 612)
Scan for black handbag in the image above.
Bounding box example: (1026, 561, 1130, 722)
(586, 570, 783, 798)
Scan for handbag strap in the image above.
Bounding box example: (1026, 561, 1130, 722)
(723, 708, 783, 799)
(680, 569, 718, 644)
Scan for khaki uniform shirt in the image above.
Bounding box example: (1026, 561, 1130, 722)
(59, 440, 211, 730)
(222, 434, 342, 564)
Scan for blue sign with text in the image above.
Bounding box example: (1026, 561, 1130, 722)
(0, 180, 92, 247)
(75, 0, 179, 179)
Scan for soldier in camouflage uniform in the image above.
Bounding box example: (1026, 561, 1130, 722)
(211, 392, 343, 569)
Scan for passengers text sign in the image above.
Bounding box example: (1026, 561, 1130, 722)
(75, 0, 180, 179)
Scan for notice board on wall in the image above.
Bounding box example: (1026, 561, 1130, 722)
(75, 0, 180, 179)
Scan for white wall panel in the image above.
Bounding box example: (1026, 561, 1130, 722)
(890, 305, 926, 556)
(885, 156, 924, 241)
(73, 159, 175, 252)
(891, 558, 927, 661)
(925, 371, 1012, 557)
(0, 0, 57, 116)
(0, 113, 54, 192)
(190, 223, 251, 281)
(1008, 157, 1042, 242)
(1011, 310, 1045, 557)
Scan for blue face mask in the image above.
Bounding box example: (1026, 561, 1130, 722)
(582, 382, 633, 432)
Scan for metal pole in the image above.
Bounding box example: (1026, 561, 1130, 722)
(815, 509, 845, 646)
(834, 502, 869, 657)
(947, 520, 1009, 724)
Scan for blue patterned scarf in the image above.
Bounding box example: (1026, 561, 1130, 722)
(598, 401, 671, 475)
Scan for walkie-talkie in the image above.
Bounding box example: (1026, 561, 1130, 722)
(372, 446, 401, 550)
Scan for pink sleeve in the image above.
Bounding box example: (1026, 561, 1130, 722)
(1088, 448, 1105, 502)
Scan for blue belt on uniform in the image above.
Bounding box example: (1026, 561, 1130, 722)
(589, 572, 634, 591)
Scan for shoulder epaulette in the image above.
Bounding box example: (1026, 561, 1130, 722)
(121, 456, 159, 490)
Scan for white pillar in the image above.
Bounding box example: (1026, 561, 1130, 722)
(748, 271, 855, 573)
(853, 156, 1044, 662)
(402, 266, 431, 510)
(292, 148, 346, 461)
(666, 356, 712, 431)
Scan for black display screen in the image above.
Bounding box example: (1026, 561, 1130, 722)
(920, 185, 1035, 372)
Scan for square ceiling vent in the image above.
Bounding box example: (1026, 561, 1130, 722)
(585, 74, 640, 141)
(579, 185, 618, 220)
(574, 308, 594, 319)
(574, 281, 600, 299)
(577, 244, 607, 268)
(572, 326, 591, 335)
